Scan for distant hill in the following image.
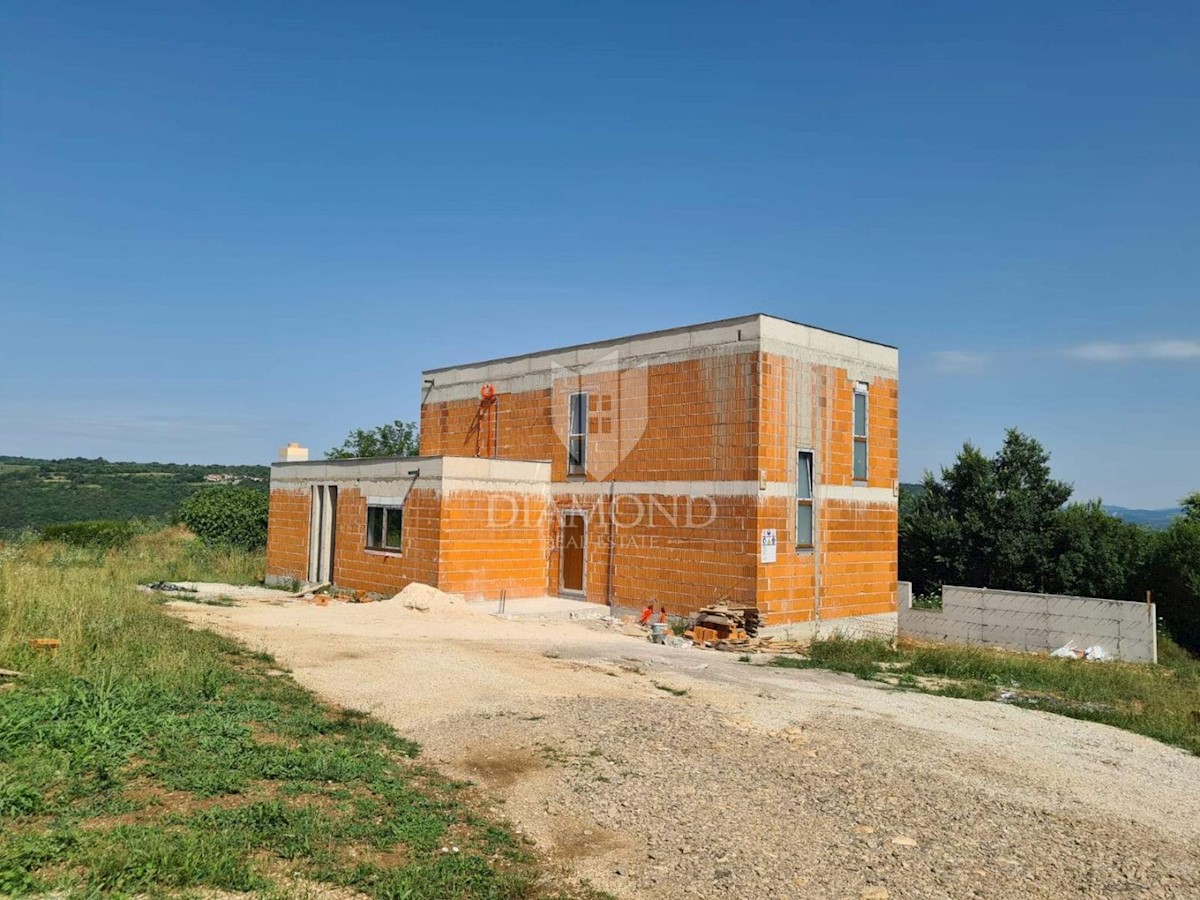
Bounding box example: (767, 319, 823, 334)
(0, 455, 269, 534)
(1103, 505, 1183, 530)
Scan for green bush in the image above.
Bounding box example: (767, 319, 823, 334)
(178, 487, 268, 550)
(41, 520, 141, 549)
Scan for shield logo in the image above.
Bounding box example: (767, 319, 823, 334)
(549, 349, 648, 480)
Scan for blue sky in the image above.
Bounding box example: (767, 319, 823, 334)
(1, 1, 1196, 507)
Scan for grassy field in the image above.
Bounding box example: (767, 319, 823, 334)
(0, 529, 602, 899)
(773, 634, 1200, 755)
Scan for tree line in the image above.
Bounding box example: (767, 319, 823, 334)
(901, 429, 1200, 653)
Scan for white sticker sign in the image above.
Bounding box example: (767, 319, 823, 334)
(761, 528, 777, 564)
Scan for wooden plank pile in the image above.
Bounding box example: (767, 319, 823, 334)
(684, 603, 761, 648)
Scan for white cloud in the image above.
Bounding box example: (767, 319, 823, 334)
(1066, 339, 1200, 363)
(929, 350, 991, 375)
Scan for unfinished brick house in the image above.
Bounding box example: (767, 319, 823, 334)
(266, 314, 899, 624)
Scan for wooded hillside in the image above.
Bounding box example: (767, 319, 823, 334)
(0, 456, 269, 534)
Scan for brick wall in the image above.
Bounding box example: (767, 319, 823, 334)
(603, 493, 758, 616)
(266, 487, 311, 583)
(420, 352, 763, 611)
(269, 323, 897, 620)
(438, 489, 550, 599)
(420, 352, 760, 483)
(421, 388, 557, 464)
(539, 492, 757, 616)
(756, 353, 899, 622)
(814, 499, 898, 618)
(268, 480, 553, 600)
(325, 487, 442, 596)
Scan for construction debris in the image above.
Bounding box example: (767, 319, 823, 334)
(29, 638, 60, 655)
(145, 581, 197, 593)
(683, 603, 760, 647)
(1051, 642, 1111, 661)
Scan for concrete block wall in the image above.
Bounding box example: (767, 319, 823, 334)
(899, 584, 1158, 663)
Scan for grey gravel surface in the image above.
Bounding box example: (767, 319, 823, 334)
(177, 597, 1200, 900)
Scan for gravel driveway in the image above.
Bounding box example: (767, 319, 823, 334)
(175, 596, 1200, 900)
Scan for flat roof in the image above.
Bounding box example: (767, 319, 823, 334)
(273, 454, 551, 468)
(423, 312, 897, 376)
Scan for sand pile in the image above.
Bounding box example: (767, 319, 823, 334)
(390, 582, 470, 617)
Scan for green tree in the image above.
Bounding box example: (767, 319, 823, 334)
(900, 429, 1071, 596)
(1147, 499, 1200, 652)
(1051, 501, 1152, 601)
(179, 486, 269, 550)
(1181, 492, 1200, 524)
(326, 420, 419, 460)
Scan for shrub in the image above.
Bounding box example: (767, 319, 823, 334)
(178, 488, 268, 550)
(41, 520, 140, 549)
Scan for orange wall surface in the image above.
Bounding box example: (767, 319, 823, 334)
(437, 489, 550, 599)
(328, 487, 442, 596)
(266, 484, 551, 600)
(269, 343, 897, 621)
(266, 488, 311, 583)
(542, 493, 759, 616)
(756, 353, 899, 621)
(420, 352, 760, 483)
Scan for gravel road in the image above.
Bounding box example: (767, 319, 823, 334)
(175, 596, 1200, 900)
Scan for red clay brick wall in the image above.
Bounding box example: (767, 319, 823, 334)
(271, 483, 552, 600)
(437, 490, 550, 599)
(419, 352, 760, 483)
(414, 344, 895, 621)
(756, 353, 899, 622)
(328, 487, 442, 596)
(814, 499, 898, 618)
(421, 351, 764, 612)
(266, 488, 311, 583)
(421, 388, 557, 463)
(541, 492, 757, 616)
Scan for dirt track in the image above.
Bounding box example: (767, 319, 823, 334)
(174, 595, 1200, 900)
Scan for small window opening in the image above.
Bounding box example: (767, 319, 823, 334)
(853, 383, 868, 481)
(568, 391, 588, 475)
(797, 450, 814, 549)
(366, 505, 403, 552)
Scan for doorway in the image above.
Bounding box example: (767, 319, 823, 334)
(308, 485, 337, 583)
(559, 511, 586, 597)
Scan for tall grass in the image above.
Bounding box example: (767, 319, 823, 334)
(0, 530, 600, 898)
(773, 634, 1200, 754)
(1, 527, 262, 679)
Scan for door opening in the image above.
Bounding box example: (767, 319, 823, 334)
(308, 485, 337, 583)
(560, 511, 586, 597)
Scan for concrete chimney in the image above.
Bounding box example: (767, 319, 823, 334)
(279, 442, 309, 462)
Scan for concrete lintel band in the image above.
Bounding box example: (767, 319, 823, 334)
(273, 479, 897, 505)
